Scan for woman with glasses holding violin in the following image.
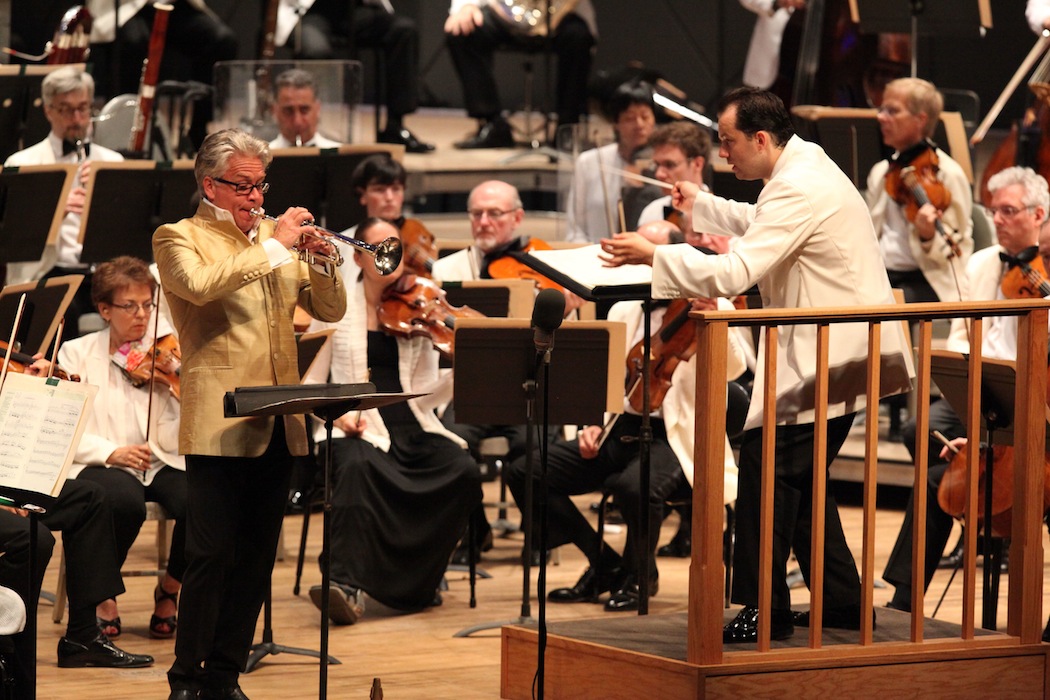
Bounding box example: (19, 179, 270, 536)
(57, 256, 186, 643)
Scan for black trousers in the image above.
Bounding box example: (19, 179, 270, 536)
(0, 479, 123, 698)
(296, 2, 421, 119)
(168, 424, 293, 693)
(731, 414, 859, 611)
(76, 464, 188, 582)
(506, 414, 683, 576)
(883, 398, 963, 600)
(446, 9, 595, 127)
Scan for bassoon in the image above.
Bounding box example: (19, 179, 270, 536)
(128, 3, 174, 154)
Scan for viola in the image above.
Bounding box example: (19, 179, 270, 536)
(624, 299, 697, 414)
(377, 274, 484, 359)
(0, 340, 77, 382)
(884, 144, 961, 257)
(399, 218, 438, 278)
(122, 334, 181, 400)
(937, 444, 1050, 539)
(486, 238, 566, 294)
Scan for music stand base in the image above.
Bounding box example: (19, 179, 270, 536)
(244, 642, 341, 673)
(453, 615, 536, 638)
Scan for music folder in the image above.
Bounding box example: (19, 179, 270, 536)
(0, 164, 77, 265)
(514, 244, 652, 303)
(0, 275, 82, 357)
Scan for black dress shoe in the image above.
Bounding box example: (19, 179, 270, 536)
(657, 533, 691, 558)
(57, 633, 154, 668)
(199, 688, 249, 700)
(791, 605, 874, 631)
(168, 691, 198, 700)
(454, 118, 514, 149)
(548, 566, 624, 603)
(378, 126, 435, 153)
(603, 574, 659, 612)
(722, 606, 794, 643)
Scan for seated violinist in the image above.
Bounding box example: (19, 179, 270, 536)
(303, 218, 482, 623)
(866, 77, 974, 441)
(57, 255, 185, 643)
(506, 226, 747, 610)
(882, 166, 1048, 615)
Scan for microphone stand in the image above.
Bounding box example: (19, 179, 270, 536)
(535, 343, 552, 698)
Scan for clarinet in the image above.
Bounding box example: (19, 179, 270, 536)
(128, 3, 174, 155)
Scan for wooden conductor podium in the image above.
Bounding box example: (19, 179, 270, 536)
(224, 383, 418, 700)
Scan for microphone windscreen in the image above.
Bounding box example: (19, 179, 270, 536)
(531, 288, 565, 332)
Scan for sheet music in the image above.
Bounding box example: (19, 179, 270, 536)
(0, 373, 96, 497)
(528, 245, 653, 290)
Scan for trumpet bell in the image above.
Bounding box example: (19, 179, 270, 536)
(374, 237, 403, 275)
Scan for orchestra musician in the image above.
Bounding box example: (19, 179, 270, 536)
(269, 69, 343, 149)
(57, 256, 186, 643)
(601, 87, 913, 642)
(507, 223, 746, 611)
(636, 121, 712, 228)
(4, 66, 123, 336)
(153, 128, 346, 700)
(866, 77, 973, 441)
(302, 217, 481, 622)
(881, 166, 1049, 616)
(274, 0, 434, 153)
(739, 0, 806, 91)
(564, 81, 658, 243)
(445, 0, 597, 149)
(86, 0, 238, 150)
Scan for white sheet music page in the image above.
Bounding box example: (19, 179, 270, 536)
(528, 245, 653, 291)
(0, 373, 96, 498)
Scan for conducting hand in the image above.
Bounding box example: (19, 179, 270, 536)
(599, 231, 657, 268)
(671, 180, 701, 214)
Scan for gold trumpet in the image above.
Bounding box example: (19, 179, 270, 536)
(249, 208, 403, 275)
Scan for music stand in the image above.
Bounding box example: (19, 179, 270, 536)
(80, 161, 198, 266)
(264, 145, 404, 232)
(224, 384, 420, 700)
(0, 64, 77, 163)
(0, 275, 81, 356)
(928, 350, 1043, 630)
(451, 319, 623, 663)
(0, 164, 76, 267)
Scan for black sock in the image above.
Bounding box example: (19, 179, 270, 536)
(385, 115, 403, 132)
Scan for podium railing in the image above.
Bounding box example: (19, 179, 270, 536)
(688, 299, 1050, 665)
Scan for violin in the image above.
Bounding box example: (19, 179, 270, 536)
(0, 340, 78, 382)
(399, 218, 438, 279)
(1000, 247, 1050, 299)
(377, 274, 484, 359)
(486, 238, 566, 294)
(884, 144, 960, 257)
(122, 334, 181, 400)
(624, 299, 697, 414)
(937, 444, 1050, 539)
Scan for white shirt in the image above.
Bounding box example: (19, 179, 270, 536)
(269, 133, 342, 149)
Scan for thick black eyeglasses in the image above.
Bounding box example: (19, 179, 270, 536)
(213, 177, 270, 195)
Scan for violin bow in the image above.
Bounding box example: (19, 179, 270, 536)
(0, 294, 27, 394)
(971, 33, 1050, 146)
(141, 286, 165, 482)
(48, 319, 65, 381)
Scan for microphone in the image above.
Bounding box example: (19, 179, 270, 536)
(531, 288, 565, 354)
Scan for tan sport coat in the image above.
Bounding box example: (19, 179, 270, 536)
(153, 202, 347, 457)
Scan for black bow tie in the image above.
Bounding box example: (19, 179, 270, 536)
(999, 246, 1039, 268)
(62, 139, 89, 157)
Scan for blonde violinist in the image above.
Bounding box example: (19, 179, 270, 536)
(57, 256, 185, 642)
(4, 66, 123, 331)
(303, 218, 481, 623)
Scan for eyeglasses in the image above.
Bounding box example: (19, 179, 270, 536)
(213, 177, 270, 195)
(468, 208, 517, 221)
(109, 301, 156, 315)
(50, 103, 91, 118)
(986, 205, 1035, 218)
(653, 159, 685, 171)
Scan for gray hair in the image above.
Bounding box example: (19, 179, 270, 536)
(42, 66, 94, 103)
(886, 77, 943, 139)
(987, 166, 1050, 223)
(194, 128, 272, 193)
(275, 68, 318, 96)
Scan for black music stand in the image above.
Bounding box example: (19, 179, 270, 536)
(0, 275, 81, 356)
(928, 351, 1041, 630)
(0, 65, 62, 163)
(80, 162, 198, 266)
(224, 384, 419, 700)
(450, 319, 622, 644)
(264, 146, 403, 233)
(0, 164, 76, 269)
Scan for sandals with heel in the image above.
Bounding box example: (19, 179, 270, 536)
(96, 615, 121, 639)
(149, 584, 179, 640)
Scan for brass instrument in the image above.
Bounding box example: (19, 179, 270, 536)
(249, 208, 403, 274)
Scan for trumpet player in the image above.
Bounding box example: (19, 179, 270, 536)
(153, 128, 346, 700)
(5, 66, 123, 335)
